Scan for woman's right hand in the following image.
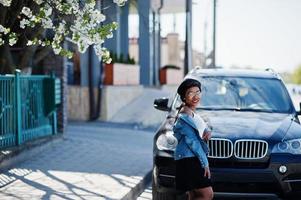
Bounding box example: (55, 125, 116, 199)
(204, 166, 211, 179)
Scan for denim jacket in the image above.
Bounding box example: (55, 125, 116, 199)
(173, 113, 209, 168)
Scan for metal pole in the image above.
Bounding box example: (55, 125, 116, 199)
(88, 46, 96, 120)
(51, 72, 57, 135)
(157, 0, 163, 86)
(95, 0, 103, 120)
(184, 0, 192, 75)
(15, 69, 22, 145)
(152, 10, 157, 86)
(152, 0, 163, 86)
(212, 0, 217, 68)
(203, 21, 208, 68)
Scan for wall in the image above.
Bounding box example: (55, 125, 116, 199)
(43, 52, 67, 133)
(100, 85, 144, 120)
(166, 33, 181, 66)
(68, 86, 90, 121)
(68, 85, 144, 121)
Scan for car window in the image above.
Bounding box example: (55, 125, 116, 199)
(197, 76, 293, 113)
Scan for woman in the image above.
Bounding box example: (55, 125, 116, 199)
(173, 78, 213, 200)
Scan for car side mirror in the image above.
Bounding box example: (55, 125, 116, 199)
(154, 97, 170, 111)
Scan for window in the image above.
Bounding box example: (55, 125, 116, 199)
(198, 76, 293, 113)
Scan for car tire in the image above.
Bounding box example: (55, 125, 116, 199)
(152, 180, 187, 200)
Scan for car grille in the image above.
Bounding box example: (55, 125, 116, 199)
(208, 138, 268, 159)
(208, 138, 233, 158)
(234, 139, 268, 159)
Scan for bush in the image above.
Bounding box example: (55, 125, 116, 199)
(109, 52, 136, 65)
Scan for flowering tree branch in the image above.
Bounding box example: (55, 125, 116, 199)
(0, 0, 127, 65)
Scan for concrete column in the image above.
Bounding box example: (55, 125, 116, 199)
(152, 0, 163, 86)
(103, 0, 129, 58)
(103, 0, 120, 55)
(138, 0, 153, 86)
(120, 2, 129, 58)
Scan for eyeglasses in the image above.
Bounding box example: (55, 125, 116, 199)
(186, 90, 201, 98)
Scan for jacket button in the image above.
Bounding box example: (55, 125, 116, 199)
(179, 155, 182, 158)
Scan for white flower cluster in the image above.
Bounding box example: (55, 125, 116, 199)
(0, 0, 12, 7)
(0, 25, 10, 35)
(0, 24, 16, 46)
(0, 0, 127, 63)
(113, 0, 127, 6)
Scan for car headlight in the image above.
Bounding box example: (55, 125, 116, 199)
(156, 131, 178, 151)
(272, 139, 301, 154)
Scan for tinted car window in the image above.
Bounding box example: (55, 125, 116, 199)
(194, 76, 293, 113)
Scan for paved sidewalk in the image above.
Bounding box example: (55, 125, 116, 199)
(137, 185, 152, 200)
(0, 122, 154, 200)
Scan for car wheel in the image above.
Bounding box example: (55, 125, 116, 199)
(152, 180, 187, 200)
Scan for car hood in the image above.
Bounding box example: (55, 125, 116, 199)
(199, 111, 294, 141)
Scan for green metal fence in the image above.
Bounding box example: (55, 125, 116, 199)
(0, 70, 61, 149)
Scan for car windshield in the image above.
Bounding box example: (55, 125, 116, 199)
(195, 76, 293, 113)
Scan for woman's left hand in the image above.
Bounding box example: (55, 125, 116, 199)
(204, 167, 211, 179)
(202, 130, 211, 141)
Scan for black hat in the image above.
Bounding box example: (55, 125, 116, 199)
(177, 78, 201, 101)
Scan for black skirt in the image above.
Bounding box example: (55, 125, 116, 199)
(175, 156, 212, 192)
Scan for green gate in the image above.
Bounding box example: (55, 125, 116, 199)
(0, 70, 61, 149)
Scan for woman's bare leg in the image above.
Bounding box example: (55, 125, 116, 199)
(190, 187, 213, 200)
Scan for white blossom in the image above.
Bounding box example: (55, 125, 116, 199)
(9, 38, 16, 46)
(20, 19, 29, 29)
(0, 37, 4, 46)
(8, 33, 17, 46)
(0, 25, 10, 34)
(41, 7, 52, 17)
(34, 0, 43, 5)
(86, 1, 96, 9)
(41, 18, 53, 29)
(0, 25, 4, 33)
(0, 0, 127, 62)
(91, 10, 106, 23)
(27, 40, 33, 46)
(53, 46, 62, 55)
(113, 0, 127, 6)
(106, 33, 113, 39)
(0, 0, 12, 7)
(21, 7, 33, 18)
(56, 21, 66, 34)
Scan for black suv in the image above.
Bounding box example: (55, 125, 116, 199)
(153, 68, 301, 199)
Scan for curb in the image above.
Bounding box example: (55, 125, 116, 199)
(0, 134, 64, 171)
(121, 170, 153, 200)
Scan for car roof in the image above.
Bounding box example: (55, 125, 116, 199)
(187, 67, 281, 79)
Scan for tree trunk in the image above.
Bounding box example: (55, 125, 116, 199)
(33, 47, 52, 66)
(19, 46, 37, 69)
(0, 45, 15, 74)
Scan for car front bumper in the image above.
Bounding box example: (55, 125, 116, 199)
(153, 153, 301, 198)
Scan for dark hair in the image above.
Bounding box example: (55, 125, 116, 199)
(177, 78, 202, 102)
(175, 78, 201, 121)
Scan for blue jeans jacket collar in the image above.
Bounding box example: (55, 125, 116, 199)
(178, 113, 198, 131)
